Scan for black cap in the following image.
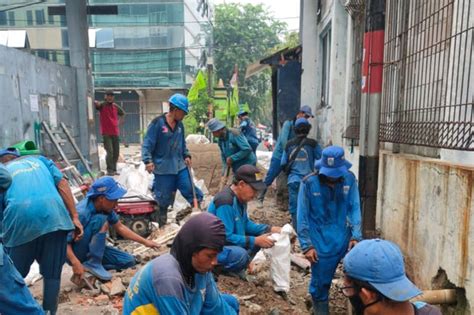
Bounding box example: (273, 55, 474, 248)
(235, 165, 266, 191)
(105, 90, 114, 95)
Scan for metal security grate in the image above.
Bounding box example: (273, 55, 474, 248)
(344, 10, 365, 141)
(381, 0, 473, 150)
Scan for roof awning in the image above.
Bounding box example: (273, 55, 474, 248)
(245, 45, 302, 79)
(245, 62, 270, 79)
(0, 30, 29, 48)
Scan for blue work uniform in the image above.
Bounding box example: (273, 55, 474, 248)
(1, 155, 74, 315)
(68, 197, 135, 270)
(297, 172, 362, 306)
(208, 187, 270, 272)
(281, 137, 322, 229)
(0, 163, 11, 239)
(0, 166, 41, 314)
(142, 115, 203, 225)
(264, 119, 296, 186)
(0, 244, 45, 315)
(239, 118, 259, 153)
(218, 128, 256, 175)
(123, 253, 239, 315)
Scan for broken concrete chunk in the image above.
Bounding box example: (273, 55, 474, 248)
(109, 278, 126, 296)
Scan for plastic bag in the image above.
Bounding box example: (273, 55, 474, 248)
(264, 224, 295, 293)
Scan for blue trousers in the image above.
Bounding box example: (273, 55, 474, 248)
(71, 214, 135, 270)
(0, 245, 44, 315)
(217, 245, 259, 273)
(7, 230, 69, 315)
(288, 181, 300, 230)
(264, 156, 282, 186)
(153, 167, 204, 209)
(222, 294, 240, 313)
(309, 249, 347, 303)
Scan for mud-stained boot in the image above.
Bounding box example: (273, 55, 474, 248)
(158, 206, 168, 228)
(313, 300, 329, 315)
(82, 232, 112, 281)
(257, 187, 267, 208)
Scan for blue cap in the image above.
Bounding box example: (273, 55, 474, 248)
(86, 176, 127, 200)
(295, 117, 310, 127)
(315, 146, 352, 178)
(299, 105, 314, 118)
(238, 109, 248, 117)
(0, 147, 20, 158)
(344, 239, 422, 302)
(169, 93, 189, 113)
(206, 118, 226, 132)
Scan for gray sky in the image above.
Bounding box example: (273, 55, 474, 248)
(211, 0, 300, 32)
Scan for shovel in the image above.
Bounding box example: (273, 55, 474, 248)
(218, 166, 231, 191)
(187, 165, 200, 211)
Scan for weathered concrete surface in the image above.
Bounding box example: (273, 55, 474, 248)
(376, 151, 473, 312)
(0, 45, 83, 159)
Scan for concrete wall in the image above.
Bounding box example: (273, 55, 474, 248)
(300, 0, 358, 173)
(301, 0, 348, 146)
(0, 45, 82, 158)
(377, 150, 474, 312)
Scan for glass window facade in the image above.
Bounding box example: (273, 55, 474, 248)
(0, 0, 206, 89)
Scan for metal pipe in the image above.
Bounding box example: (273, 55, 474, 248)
(411, 289, 457, 305)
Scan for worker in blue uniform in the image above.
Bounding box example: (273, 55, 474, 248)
(342, 239, 442, 315)
(297, 145, 362, 315)
(123, 212, 239, 315)
(206, 118, 256, 177)
(258, 105, 314, 206)
(0, 163, 45, 315)
(142, 93, 203, 227)
(66, 177, 159, 283)
(208, 165, 281, 275)
(0, 148, 83, 315)
(237, 110, 260, 153)
(280, 118, 322, 229)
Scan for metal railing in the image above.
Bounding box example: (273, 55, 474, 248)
(381, 0, 473, 150)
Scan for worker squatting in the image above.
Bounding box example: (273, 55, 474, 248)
(0, 94, 441, 315)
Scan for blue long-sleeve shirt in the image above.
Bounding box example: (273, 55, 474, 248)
(208, 187, 269, 250)
(239, 118, 259, 151)
(142, 115, 190, 175)
(272, 119, 296, 161)
(281, 137, 322, 184)
(123, 254, 237, 315)
(297, 172, 362, 258)
(217, 128, 256, 175)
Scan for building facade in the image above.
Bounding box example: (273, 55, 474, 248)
(1, 0, 211, 143)
(0, 0, 210, 89)
(300, 0, 473, 313)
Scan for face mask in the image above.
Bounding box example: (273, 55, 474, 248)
(348, 294, 366, 315)
(348, 293, 382, 315)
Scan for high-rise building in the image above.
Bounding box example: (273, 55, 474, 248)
(1, 0, 211, 143)
(0, 0, 210, 89)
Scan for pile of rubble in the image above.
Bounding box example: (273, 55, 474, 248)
(27, 142, 349, 314)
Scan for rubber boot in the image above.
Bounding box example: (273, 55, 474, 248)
(43, 278, 61, 315)
(82, 232, 112, 281)
(257, 187, 267, 208)
(313, 300, 329, 315)
(158, 206, 168, 228)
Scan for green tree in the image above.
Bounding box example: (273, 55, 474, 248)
(271, 31, 300, 53)
(213, 3, 286, 126)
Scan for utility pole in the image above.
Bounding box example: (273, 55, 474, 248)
(358, 0, 385, 238)
(65, 0, 97, 166)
